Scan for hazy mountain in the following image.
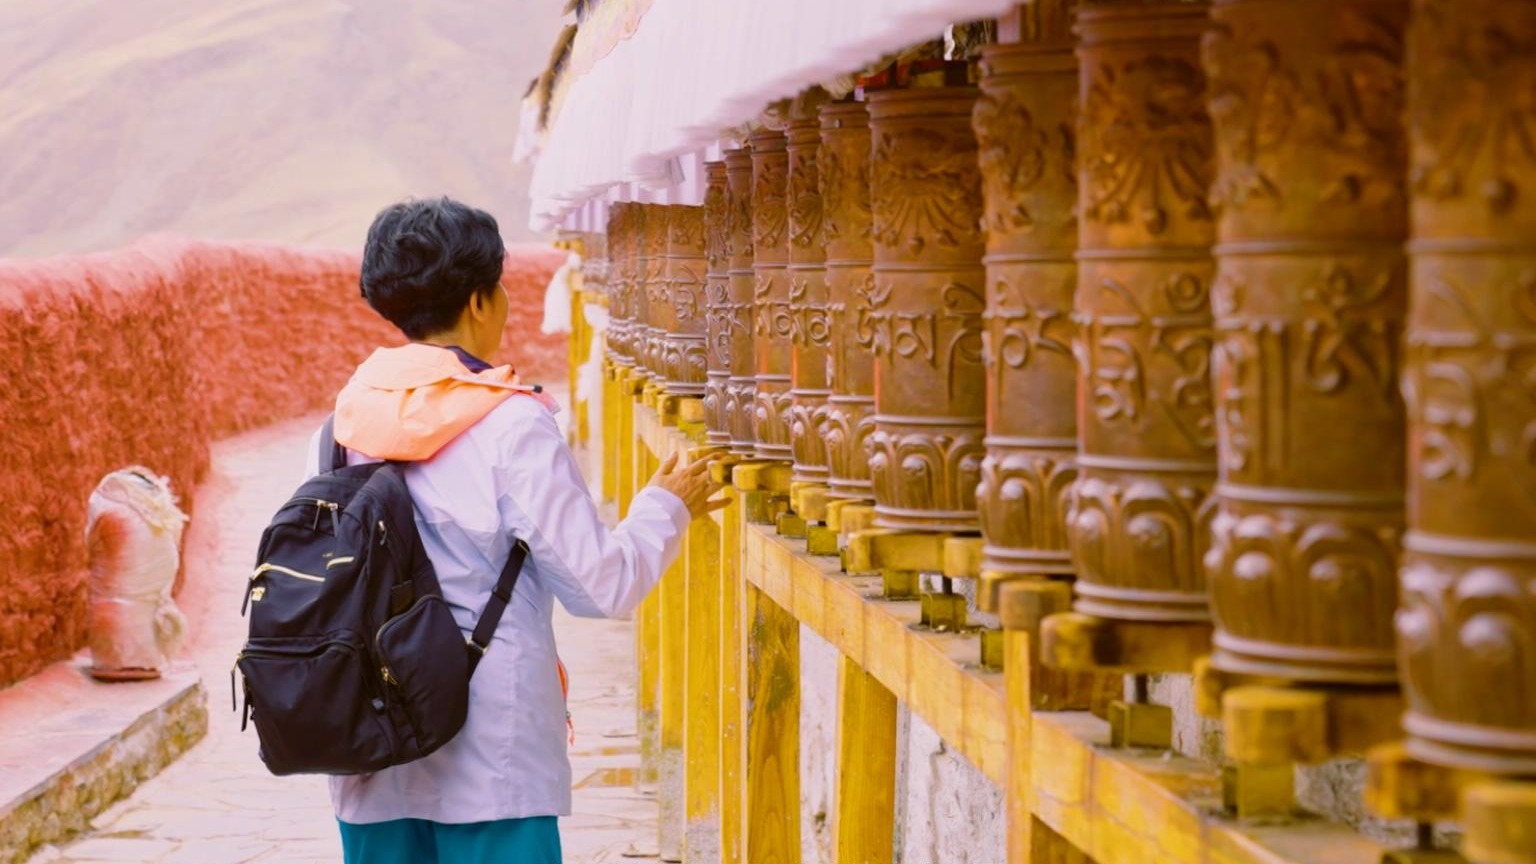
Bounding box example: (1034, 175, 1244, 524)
(0, 0, 563, 257)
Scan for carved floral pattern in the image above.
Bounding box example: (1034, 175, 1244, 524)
(1204, 9, 1406, 215)
(974, 88, 1075, 234)
(788, 147, 824, 250)
(820, 142, 872, 248)
(871, 128, 984, 255)
(1069, 473, 1216, 621)
(977, 451, 1077, 571)
(867, 427, 987, 528)
(1409, 0, 1536, 213)
(1207, 503, 1401, 681)
(1081, 55, 1213, 235)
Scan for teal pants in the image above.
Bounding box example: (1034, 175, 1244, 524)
(338, 816, 561, 864)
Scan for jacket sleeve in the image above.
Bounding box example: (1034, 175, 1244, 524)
(491, 405, 691, 619)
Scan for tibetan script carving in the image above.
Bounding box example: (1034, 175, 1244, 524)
(867, 88, 987, 531)
(1070, 3, 1218, 622)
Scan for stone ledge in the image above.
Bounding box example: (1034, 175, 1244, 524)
(0, 655, 206, 864)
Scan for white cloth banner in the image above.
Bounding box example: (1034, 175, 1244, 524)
(528, 0, 1021, 231)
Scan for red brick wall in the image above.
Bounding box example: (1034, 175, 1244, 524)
(0, 236, 566, 687)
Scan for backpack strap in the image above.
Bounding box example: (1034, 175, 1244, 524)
(317, 414, 350, 473)
(466, 538, 529, 675)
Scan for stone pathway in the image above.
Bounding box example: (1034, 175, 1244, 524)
(33, 412, 658, 863)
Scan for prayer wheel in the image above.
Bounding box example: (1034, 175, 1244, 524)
(629, 203, 652, 380)
(725, 147, 759, 456)
(1204, 0, 1408, 684)
(751, 130, 794, 461)
(866, 87, 987, 533)
(606, 203, 636, 368)
(786, 114, 832, 484)
(1068, 2, 1218, 622)
(703, 161, 733, 445)
(641, 203, 669, 382)
(820, 101, 878, 501)
(662, 204, 708, 397)
(1397, 0, 1536, 774)
(972, 23, 1080, 593)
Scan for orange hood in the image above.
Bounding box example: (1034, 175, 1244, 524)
(333, 343, 552, 461)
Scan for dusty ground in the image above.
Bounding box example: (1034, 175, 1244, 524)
(32, 407, 657, 863)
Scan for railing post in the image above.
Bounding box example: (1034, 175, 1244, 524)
(636, 431, 660, 790)
(744, 582, 800, 864)
(684, 464, 723, 862)
(718, 462, 747, 864)
(833, 656, 896, 864)
(659, 465, 688, 861)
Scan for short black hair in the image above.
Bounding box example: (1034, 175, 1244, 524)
(360, 197, 506, 339)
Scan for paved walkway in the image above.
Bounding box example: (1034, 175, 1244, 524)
(34, 412, 658, 863)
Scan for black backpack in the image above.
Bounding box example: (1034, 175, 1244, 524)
(235, 416, 526, 775)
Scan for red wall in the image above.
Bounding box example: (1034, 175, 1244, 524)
(0, 236, 566, 687)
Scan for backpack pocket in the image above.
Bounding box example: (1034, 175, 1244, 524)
(238, 633, 396, 775)
(375, 595, 472, 758)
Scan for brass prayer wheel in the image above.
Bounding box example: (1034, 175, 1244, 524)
(820, 100, 878, 501)
(606, 203, 636, 368)
(725, 146, 758, 456)
(973, 31, 1080, 585)
(1204, 0, 1408, 684)
(703, 161, 733, 445)
(786, 115, 832, 484)
(662, 204, 708, 397)
(866, 87, 987, 533)
(640, 203, 669, 382)
(751, 130, 794, 461)
(1068, 2, 1219, 622)
(1397, 0, 1536, 774)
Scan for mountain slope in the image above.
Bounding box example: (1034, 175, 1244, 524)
(0, 0, 561, 257)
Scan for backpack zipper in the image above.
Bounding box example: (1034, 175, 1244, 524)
(251, 562, 326, 583)
(242, 563, 325, 616)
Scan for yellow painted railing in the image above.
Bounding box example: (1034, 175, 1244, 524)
(603, 366, 1393, 864)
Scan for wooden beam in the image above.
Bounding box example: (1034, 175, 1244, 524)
(743, 524, 1008, 786)
(1029, 711, 1388, 864)
(745, 583, 800, 864)
(835, 655, 897, 864)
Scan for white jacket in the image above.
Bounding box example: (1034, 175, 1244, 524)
(305, 396, 688, 824)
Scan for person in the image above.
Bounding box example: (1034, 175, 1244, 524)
(310, 197, 725, 864)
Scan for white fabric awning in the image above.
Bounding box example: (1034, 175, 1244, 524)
(527, 0, 1022, 231)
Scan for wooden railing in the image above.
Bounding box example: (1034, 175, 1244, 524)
(599, 362, 1404, 864)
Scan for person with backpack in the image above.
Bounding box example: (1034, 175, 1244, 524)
(271, 197, 724, 864)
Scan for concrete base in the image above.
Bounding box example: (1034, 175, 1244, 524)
(0, 655, 206, 864)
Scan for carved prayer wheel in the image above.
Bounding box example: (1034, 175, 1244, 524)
(703, 161, 733, 444)
(629, 203, 652, 379)
(786, 115, 832, 484)
(641, 203, 669, 382)
(751, 130, 794, 461)
(1203, 0, 1408, 684)
(866, 87, 987, 533)
(606, 203, 636, 368)
(821, 101, 878, 501)
(1397, 0, 1536, 774)
(663, 205, 708, 397)
(973, 26, 1080, 587)
(1068, 2, 1219, 622)
(725, 147, 758, 455)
